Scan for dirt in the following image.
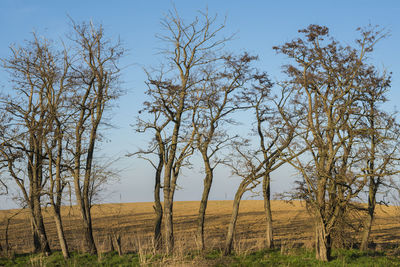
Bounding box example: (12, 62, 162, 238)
(0, 200, 399, 253)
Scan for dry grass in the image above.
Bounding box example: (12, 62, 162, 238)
(0, 200, 399, 255)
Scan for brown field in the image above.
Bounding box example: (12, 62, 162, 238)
(1, 200, 400, 254)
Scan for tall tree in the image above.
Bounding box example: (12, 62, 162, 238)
(274, 25, 386, 261)
(193, 53, 256, 251)
(135, 112, 170, 250)
(223, 76, 298, 255)
(40, 40, 72, 259)
(138, 9, 229, 254)
(67, 20, 124, 255)
(357, 67, 400, 250)
(0, 34, 56, 255)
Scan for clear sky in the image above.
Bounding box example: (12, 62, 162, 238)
(1, 0, 399, 208)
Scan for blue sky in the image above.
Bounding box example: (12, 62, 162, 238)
(1, 0, 399, 207)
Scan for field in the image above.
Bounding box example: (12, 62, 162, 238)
(1, 200, 400, 265)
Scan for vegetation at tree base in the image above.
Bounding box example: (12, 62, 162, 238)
(1, 248, 400, 266)
(1, 6, 400, 264)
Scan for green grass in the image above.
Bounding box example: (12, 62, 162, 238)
(227, 248, 400, 267)
(0, 249, 399, 266)
(0, 251, 140, 267)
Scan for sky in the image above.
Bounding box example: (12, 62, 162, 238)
(0, 0, 399, 208)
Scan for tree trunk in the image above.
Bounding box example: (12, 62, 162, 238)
(74, 167, 97, 254)
(360, 214, 374, 251)
(75, 192, 97, 254)
(163, 195, 174, 254)
(30, 217, 41, 253)
(32, 195, 51, 255)
(197, 163, 213, 251)
(315, 221, 331, 261)
(82, 212, 97, 254)
(52, 206, 70, 259)
(262, 173, 274, 249)
(360, 179, 377, 251)
(153, 201, 163, 251)
(361, 106, 378, 251)
(224, 183, 246, 256)
(153, 148, 163, 251)
(82, 133, 98, 255)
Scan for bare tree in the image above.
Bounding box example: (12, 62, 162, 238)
(0, 31, 77, 258)
(1, 18, 123, 256)
(357, 66, 400, 250)
(66, 20, 124, 255)
(252, 82, 303, 250)
(192, 53, 256, 251)
(223, 76, 298, 255)
(40, 42, 72, 259)
(274, 25, 387, 261)
(223, 142, 264, 256)
(138, 9, 229, 254)
(0, 34, 57, 255)
(134, 112, 169, 250)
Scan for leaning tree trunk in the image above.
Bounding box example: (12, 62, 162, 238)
(73, 145, 97, 254)
(224, 182, 247, 256)
(315, 221, 331, 262)
(262, 173, 274, 249)
(82, 132, 98, 255)
(360, 178, 377, 251)
(197, 155, 213, 251)
(52, 206, 70, 259)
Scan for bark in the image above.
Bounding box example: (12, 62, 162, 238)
(153, 196, 163, 251)
(153, 137, 164, 251)
(197, 155, 213, 251)
(30, 217, 41, 253)
(47, 129, 70, 259)
(74, 174, 97, 254)
(262, 173, 274, 249)
(315, 221, 331, 262)
(73, 131, 97, 255)
(361, 111, 378, 251)
(360, 213, 374, 251)
(153, 178, 163, 250)
(163, 192, 174, 254)
(28, 137, 51, 255)
(83, 125, 98, 254)
(31, 195, 51, 255)
(360, 177, 377, 251)
(82, 210, 97, 254)
(52, 207, 70, 259)
(162, 100, 185, 255)
(224, 182, 246, 256)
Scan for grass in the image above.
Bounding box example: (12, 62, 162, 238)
(1, 248, 400, 266)
(229, 249, 400, 267)
(0, 251, 140, 266)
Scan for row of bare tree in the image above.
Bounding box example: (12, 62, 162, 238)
(0, 10, 399, 263)
(136, 11, 400, 262)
